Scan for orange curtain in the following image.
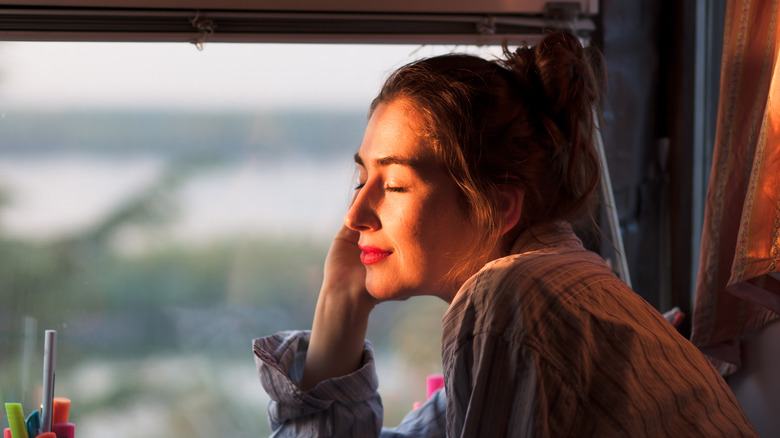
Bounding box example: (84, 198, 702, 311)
(692, 0, 780, 375)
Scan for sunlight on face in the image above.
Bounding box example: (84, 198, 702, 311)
(345, 99, 482, 302)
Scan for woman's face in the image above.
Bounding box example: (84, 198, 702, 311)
(345, 99, 485, 303)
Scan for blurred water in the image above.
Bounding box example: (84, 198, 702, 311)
(0, 155, 355, 245)
(0, 156, 166, 239)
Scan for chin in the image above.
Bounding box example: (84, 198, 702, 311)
(367, 289, 410, 302)
(365, 280, 414, 302)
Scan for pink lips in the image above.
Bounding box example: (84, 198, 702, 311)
(359, 245, 392, 265)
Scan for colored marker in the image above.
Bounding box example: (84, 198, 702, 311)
(426, 374, 444, 400)
(51, 399, 70, 425)
(26, 410, 41, 438)
(52, 423, 74, 438)
(4, 428, 12, 438)
(34, 433, 56, 438)
(41, 330, 57, 433)
(5, 402, 30, 438)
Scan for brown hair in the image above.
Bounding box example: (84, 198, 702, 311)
(371, 31, 603, 278)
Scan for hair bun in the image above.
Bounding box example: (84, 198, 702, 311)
(498, 32, 602, 225)
(503, 32, 601, 139)
(533, 32, 600, 117)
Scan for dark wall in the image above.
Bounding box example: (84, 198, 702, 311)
(598, 0, 666, 309)
(597, 0, 725, 337)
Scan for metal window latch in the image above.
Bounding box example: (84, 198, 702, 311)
(189, 11, 216, 50)
(477, 16, 497, 35)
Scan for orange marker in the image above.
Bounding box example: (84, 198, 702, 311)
(52, 398, 71, 425)
(35, 433, 56, 438)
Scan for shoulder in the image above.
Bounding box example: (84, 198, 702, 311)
(475, 220, 622, 311)
(459, 244, 617, 311)
(445, 244, 618, 344)
(488, 245, 613, 288)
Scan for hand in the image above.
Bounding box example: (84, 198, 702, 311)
(301, 225, 376, 390)
(320, 225, 375, 309)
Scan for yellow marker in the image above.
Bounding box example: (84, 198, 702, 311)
(5, 403, 30, 438)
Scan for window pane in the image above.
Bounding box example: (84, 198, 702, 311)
(0, 41, 499, 437)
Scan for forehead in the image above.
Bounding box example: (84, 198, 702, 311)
(356, 99, 436, 168)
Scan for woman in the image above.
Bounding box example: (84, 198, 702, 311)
(254, 32, 757, 437)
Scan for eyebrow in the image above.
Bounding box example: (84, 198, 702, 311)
(353, 153, 426, 169)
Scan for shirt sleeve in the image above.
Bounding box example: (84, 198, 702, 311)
(380, 388, 447, 438)
(253, 330, 383, 437)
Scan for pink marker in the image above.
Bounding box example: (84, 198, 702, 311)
(35, 433, 56, 438)
(3, 428, 11, 438)
(426, 374, 444, 399)
(52, 423, 74, 438)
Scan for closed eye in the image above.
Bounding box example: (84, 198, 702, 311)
(385, 186, 406, 193)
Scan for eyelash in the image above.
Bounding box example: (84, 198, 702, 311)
(353, 182, 406, 193)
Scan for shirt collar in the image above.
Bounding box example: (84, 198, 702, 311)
(509, 220, 584, 255)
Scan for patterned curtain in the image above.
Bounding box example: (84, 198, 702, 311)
(692, 0, 780, 375)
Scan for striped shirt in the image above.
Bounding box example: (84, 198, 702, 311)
(254, 221, 758, 437)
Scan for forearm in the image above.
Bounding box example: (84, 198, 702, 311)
(254, 331, 383, 437)
(301, 285, 374, 390)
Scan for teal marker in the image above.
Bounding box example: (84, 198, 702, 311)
(5, 402, 30, 438)
(26, 410, 41, 438)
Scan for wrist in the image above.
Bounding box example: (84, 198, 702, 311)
(317, 283, 375, 324)
(318, 279, 376, 316)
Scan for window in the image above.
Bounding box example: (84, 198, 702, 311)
(0, 41, 502, 436)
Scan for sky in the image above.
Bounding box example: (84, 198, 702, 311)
(0, 41, 501, 111)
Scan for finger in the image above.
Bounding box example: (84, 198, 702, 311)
(334, 224, 360, 244)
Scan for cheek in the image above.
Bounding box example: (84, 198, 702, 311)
(383, 196, 423, 238)
(412, 203, 471, 257)
(425, 197, 470, 234)
(383, 187, 473, 262)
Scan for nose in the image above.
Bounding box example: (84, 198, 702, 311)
(344, 184, 381, 232)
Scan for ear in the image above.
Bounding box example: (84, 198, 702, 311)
(498, 185, 524, 235)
